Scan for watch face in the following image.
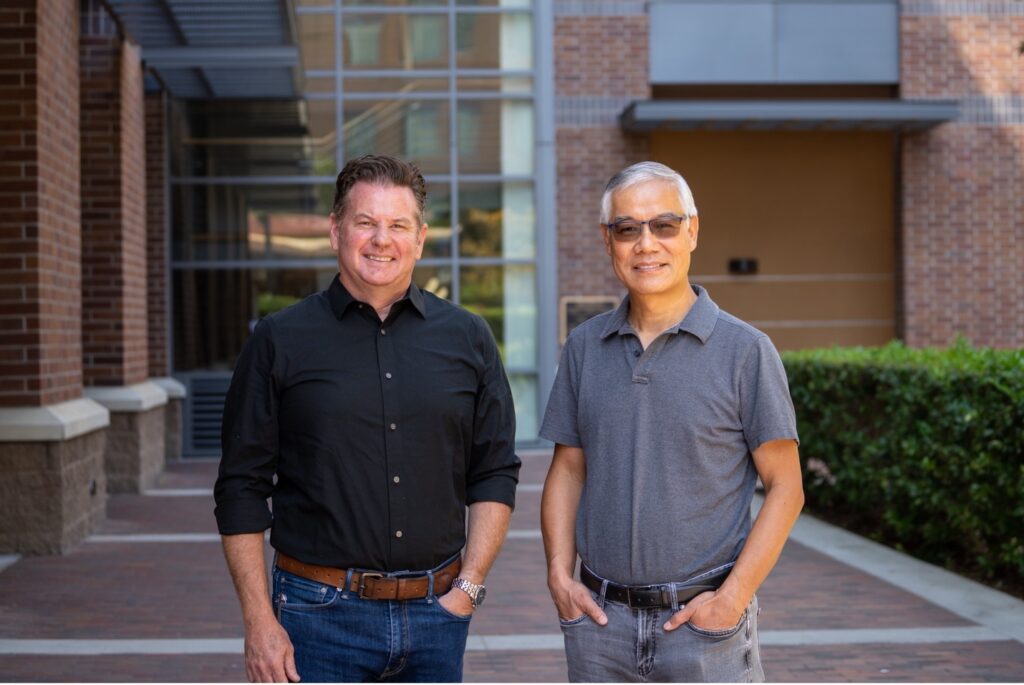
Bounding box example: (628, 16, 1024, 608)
(475, 586, 486, 607)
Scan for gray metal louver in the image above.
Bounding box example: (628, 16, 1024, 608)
(180, 372, 232, 458)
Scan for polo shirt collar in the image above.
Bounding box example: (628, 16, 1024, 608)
(599, 284, 719, 344)
(326, 274, 427, 321)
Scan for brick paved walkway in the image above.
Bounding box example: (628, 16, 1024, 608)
(1, 450, 1023, 682)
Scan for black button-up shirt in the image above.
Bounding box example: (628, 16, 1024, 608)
(214, 276, 520, 572)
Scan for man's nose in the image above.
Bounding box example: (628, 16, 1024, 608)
(370, 225, 392, 245)
(634, 224, 657, 251)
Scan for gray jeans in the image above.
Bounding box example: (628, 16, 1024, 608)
(561, 590, 763, 682)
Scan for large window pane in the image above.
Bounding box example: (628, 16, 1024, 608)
(457, 100, 533, 175)
(173, 185, 335, 261)
(343, 14, 449, 70)
(343, 100, 449, 174)
(457, 0, 531, 6)
(458, 183, 535, 258)
(173, 269, 335, 372)
(508, 374, 538, 442)
(456, 13, 532, 70)
(457, 76, 533, 93)
(171, 100, 336, 177)
(423, 182, 452, 258)
(460, 265, 536, 368)
(298, 13, 335, 71)
(344, 0, 445, 5)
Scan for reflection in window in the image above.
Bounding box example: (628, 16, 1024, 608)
(344, 18, 383, 67)
(459, 183, 534, 259)
(458, 103, 481, 159)
(173, 269, 335, 372)
(405, 103, 443, 159)
(411, 15, 445, 63)
(460, 265, 536, 368)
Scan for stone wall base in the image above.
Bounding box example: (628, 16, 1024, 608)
(0, 429, 107, 555)
(105, 406, 166, 493)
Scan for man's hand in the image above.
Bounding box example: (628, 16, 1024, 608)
(662, 589, 746, 633)
(438, 587, 476, 618)
(548, 574, 607, 625)
(244, 615, 300, 683)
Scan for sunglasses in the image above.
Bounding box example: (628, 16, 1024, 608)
(603, 214, 688, 243)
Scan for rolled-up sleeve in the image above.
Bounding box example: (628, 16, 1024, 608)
(214, 318, 279, 535)
(465, 316, 520, 509)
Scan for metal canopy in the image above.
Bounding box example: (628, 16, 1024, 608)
(621, 100, 960, 132)
(104, 0, 298, 99)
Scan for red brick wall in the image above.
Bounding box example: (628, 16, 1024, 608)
(555, 14, 650, 301)
(80, 13, 149, 387)
(0, 0, 82, 407)
(145, 91, 168, 378)
(900, 10, 1024, 347)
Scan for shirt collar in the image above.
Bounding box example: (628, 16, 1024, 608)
(326, 274, 427, 321)
(599, 284, 719, 344)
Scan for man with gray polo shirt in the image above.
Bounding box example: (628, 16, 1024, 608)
(540, 161, 804, 682)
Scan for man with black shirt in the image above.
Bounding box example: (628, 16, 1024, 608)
(215, 155, 520, 683)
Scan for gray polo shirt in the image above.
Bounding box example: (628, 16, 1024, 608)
(540, 285, 799, 586)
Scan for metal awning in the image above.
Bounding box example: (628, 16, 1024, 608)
(104, 0, 299, 99)
(621, 100, 959, 132)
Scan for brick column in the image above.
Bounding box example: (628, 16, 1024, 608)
(0, 0, 109, 555)
(554, 10, 650, 309)
(79, 4, 166, 492)
(900, 5, 1024, 347)
(144, 89, 185, 461)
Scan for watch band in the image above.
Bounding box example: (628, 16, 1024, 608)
(451, 576, 486, 607)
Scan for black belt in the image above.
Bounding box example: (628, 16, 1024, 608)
(581, 564, 732, 609)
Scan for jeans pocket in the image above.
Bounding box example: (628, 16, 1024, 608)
(558, 614, 588, 628)
(433, 599, 473, 622)
(684, 611, 746, 639)
(276, 569, 339, 612)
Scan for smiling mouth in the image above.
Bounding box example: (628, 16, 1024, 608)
(365, 255, 395, 263)
(633, 263, 665, 272)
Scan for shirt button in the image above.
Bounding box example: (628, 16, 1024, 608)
(390, 422, 397, 431)
(395, 530, 403, 538)
(385, 372, 392, 379)
(393, 476, 400, 484)
(380, 328, 387, 335)
(634, 349, 642, 357)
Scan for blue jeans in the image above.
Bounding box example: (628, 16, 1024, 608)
(561, 589, 763, 682)
(271, 564, 472, 682)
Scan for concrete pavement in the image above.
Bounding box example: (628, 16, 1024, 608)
(1, 450, 1023, 682)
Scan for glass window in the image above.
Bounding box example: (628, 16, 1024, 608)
(508, 373, 538, 442)
(344, 0, 445, 5)
(343, 14, 449, 70)
(459, 265, 536, 369)
(344, 77, 448, 95)
(458, 183, 535, 259)
(173, 185, 336, 262)
(423, 182, 452, 258)
(456, 13, 532, 70)
(172, 100, 336, 177)
(173, 268, 336, 372)
(298, 13, 335, 71)
(343, 100, 450, 174)
(457, 100, 533, 175)
(457, 0, 531, 6)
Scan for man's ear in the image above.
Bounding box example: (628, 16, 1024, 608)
(601, 225, 613, 256)
(688, 215, 699, 252)
(329, 213, 341, 251)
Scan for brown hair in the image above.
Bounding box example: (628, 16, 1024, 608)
(332, 155, 427, 224)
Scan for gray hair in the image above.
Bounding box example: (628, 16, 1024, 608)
(600, 161, 698, 224)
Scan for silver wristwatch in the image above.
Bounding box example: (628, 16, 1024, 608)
(451, 577, 487, 608)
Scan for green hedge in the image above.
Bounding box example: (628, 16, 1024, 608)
(781, 340, 1024, 585)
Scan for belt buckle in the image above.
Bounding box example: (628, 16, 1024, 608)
(626, 585, 669, 609)
(358, 572, 384, 599)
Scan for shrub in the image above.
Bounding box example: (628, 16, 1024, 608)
(782, 340, 1024, 585)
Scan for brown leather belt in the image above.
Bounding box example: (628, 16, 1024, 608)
(276, 553, 461, 601)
